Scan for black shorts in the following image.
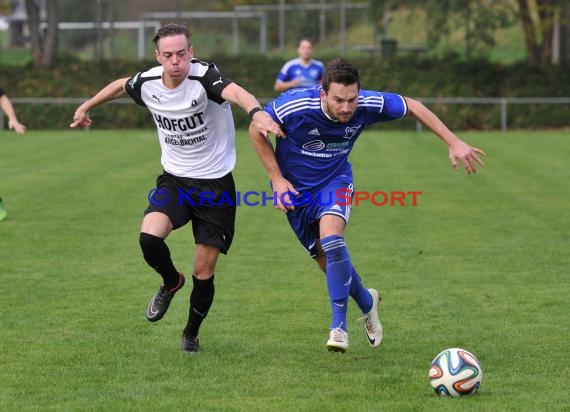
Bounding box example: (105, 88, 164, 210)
(144, 171, 236, 254)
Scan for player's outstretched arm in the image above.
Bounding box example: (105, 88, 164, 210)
(248, 122, 298, 212)
(70, 78, 129, 128)
(0, 95, 26, 133)
(404, 97, 486, 174)
(221, 83, 284, 138)
(274, 79, 300, 93)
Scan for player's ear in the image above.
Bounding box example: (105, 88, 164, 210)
(187, 46, 193, 60)
(155, 49, 161, 64)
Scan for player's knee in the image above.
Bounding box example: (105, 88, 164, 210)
(193, 264, 215, 279)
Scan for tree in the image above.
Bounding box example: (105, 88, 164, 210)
(369, 0, 517, 61)
(563, 1, 570, 67)
(26, 0, 59, 68)
(516, 0, 563, 65)
(423, 0, 517, 60)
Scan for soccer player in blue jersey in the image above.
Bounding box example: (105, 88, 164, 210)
(249, 58, 485, 352)
(274, 38, 324, 93)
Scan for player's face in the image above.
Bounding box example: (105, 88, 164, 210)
(321, 82, 359, 123)
(155, 34, 193, 86)
(297, 40, 314, 61)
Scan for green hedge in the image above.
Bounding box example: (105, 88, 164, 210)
(1, 55, 568, 130)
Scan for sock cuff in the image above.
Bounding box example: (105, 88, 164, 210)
(139, 232, 164, 243)
(321, 235, 346, 253)
(192, 274, 215, 287)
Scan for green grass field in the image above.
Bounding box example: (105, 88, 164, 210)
(1, 129, 568, 411)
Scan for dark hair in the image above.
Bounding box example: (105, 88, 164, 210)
(153, 23, 191, 49)
(321, 58, 360, 92)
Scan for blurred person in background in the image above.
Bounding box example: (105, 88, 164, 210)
(274, 38, 324, 93)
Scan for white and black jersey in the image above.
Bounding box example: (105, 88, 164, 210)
(125, 59, 235, 179)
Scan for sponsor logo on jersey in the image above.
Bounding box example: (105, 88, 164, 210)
(164, 134, 207, 147)
(302, 139, 325, 151)
(151, 94, 162, 104)
(326, 141, 350, 150)
(308, 128, 320, 136)
(212, 77, 223, 86)
(153, 112, 204, 132)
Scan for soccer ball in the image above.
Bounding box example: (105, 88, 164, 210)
(429, 348, 483, 397)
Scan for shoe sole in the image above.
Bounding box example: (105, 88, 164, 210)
(327, 344, 348, 353)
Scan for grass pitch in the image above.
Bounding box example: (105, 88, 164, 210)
(1, 129, 568, 411)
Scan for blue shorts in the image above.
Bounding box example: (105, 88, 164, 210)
(286, 175, 354, 257)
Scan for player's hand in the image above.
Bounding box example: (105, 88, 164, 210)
(251, 111, 284, 139)
(70, 110, 93, 128)
(8, 120, 26, 134)
(448, 140, 486, 174)
(271, 177, 299, 213)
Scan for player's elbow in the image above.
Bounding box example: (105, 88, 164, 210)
(403, 96, 424, 117)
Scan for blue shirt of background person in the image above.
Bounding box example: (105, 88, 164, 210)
(274, 38, 324, 93)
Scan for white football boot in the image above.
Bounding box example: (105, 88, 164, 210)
(361, 288, 383, 347)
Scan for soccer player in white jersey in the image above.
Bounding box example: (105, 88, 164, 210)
(70, 23, 282, 353)
(274, 38, 324, 93)
(250, 58, 485, 353)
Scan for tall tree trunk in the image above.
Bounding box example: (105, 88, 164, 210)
(563, 2, 570, 68)
(25, 0, 42, 66)
(517, 0, 560, 65)
(43, 0, 59, 67)
(517, 0, 540, 64)
(537, 0, 554, 64)
(25, 0, 59, 68)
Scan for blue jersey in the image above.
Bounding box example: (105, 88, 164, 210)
(264, 88, 408, 193)
(276, 58, 324, 90)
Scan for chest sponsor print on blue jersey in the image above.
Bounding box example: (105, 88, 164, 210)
(302, 140, 326, 151)
(326, 141, 350, 151)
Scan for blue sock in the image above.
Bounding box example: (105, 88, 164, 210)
(349, 266, 373, 314)
(321, 235, 351, 332)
